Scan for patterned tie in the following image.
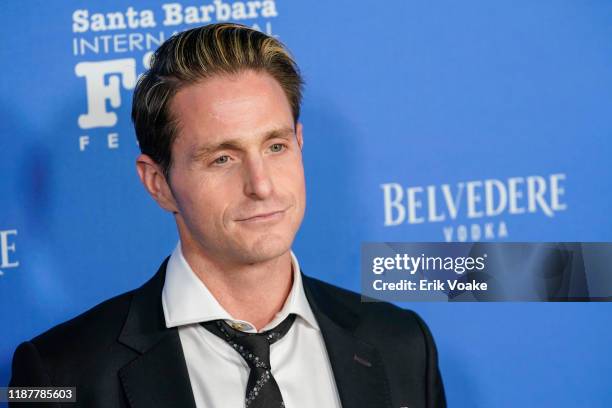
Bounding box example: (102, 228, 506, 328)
(201, 314, 296, 408)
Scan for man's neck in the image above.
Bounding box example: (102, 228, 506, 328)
(180, 243, 294, 331)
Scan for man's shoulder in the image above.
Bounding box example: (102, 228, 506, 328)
(9, 287, 142, 389)
(302, 274, 429, 344)
(10, 259, 171, 391)
(28, 259, 168, 360)
(27, 289, 136, 366)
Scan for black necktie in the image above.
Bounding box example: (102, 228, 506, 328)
(201, 314, 296, 408)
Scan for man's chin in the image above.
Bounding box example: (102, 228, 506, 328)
(234, 235, 293, 265)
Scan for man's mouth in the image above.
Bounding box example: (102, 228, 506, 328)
(236, 209, 287, 223)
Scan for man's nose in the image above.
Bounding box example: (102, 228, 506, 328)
(242, 154, 273, 199)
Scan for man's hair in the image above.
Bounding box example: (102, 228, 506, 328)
(132, 23, 304, 179)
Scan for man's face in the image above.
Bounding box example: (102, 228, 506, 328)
(165, 70, 305, 265)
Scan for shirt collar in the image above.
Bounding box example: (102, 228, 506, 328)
(162, 242, 319, 333)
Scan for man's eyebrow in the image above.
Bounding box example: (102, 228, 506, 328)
(191, 127, 295, 160)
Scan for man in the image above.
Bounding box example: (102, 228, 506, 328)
(10, 23, 446, 408)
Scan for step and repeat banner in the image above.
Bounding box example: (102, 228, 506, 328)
(1, 1, 611, 407)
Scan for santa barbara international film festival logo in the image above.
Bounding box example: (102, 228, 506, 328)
(72, 1, 279, 152)
(0, 229, 19, 277)
(381, 173, 567, 242)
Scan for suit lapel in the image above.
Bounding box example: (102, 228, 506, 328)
(117, 260, 196, 408)
(303, 274, 392, 408)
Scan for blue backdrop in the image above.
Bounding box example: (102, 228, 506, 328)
(1, 1, 611, 406)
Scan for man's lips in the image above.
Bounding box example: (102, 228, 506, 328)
(236, 209, 287, 222)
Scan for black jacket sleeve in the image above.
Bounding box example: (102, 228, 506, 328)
(413, 312, 446, 408)
(9, 341, 60, 408)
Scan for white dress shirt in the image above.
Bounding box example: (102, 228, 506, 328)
(162, 243, 343, 408)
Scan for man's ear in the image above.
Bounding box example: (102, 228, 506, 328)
(136, 154, 179, 213)
(296, 122, 304, 150)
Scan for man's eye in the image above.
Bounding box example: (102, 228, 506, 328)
(270, 143, 285, 153)
(213, 155, 230, 165)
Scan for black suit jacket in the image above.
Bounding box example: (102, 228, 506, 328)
(10, 259, 446, 408)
